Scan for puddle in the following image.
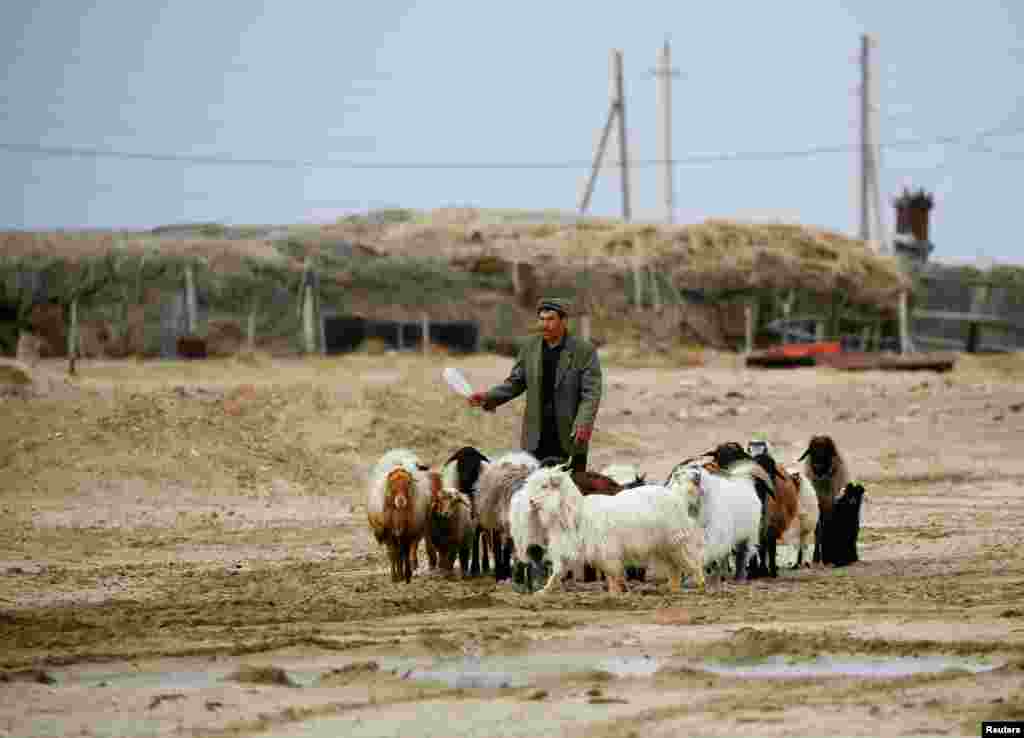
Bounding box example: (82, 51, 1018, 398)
(385, 652, 999, 687)
(379, 653, 661, 689)
(50, 653, 662, 694)
(51, 651, 1000, 695)
(699, 654, 1001, 679)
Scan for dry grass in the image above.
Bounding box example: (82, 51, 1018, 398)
(363, 208, 910, 309)
(0, 361, 33, 385)
(0, 231, 285, 273)
(0, 352, 645, 522)
(955, 351, 1024, 379)
(0, 355, 523, 507)
(598, 343, 707, 369)
(3, 208, 910, 315)
(226, 665, 297, 687)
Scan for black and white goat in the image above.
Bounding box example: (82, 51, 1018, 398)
(441, 446, 491, 576)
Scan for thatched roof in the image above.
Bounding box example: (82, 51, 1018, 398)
(338, 209, 912, 309)
(0, 232, 288, 275)
(2, 207, 912, 309)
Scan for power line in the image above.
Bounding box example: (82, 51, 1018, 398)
(2, 125, 1023, 171)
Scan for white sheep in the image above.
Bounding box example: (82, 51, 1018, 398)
(520, 465, 705, 596)
(508, 470, 550, 591)
(366, 448, 432, 584)
(476, 451, 540, 582)
(666, 460, 763, 581)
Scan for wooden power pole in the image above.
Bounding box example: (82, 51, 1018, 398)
(648, 38, 681, 311)
(860, 33, 885, 254)
(613, 50, 632, 222)
(578, 48, 638, 326)
(578, 49, 631, 218)
(652, 38, 679, 225)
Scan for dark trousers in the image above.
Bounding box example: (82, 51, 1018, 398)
(533, 427, 595, 581)
(534, 417, 587, 473)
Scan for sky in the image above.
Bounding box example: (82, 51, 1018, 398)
(2, 1, 1022, 264)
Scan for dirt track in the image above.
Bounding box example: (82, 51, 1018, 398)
(2, 351, 1024, 737)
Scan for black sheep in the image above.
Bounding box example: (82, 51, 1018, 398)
(821, 482, 865, 567)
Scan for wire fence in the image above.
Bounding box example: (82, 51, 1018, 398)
(2, 230, 1024, 359)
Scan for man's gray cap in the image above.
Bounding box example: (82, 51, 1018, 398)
(536, 298, 572, 317)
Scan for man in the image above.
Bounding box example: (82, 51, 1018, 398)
(468, 297, 602, 472)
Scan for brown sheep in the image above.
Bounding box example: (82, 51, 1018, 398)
(366, 449, 431, 584)
(756, 456, 801, 578)
(426, 486, 476, 575)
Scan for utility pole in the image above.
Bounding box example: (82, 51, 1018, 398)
(578, 48, 639, 321)
(613, 50, 632, 222)
(651, 38, 680, 225)
(649, 38, 681, 312)
(578, 50, 627, 215)
(611, 49, 645, 308)
(859, 34, 871, 247)
(860, 33, 885, 253)
(869, 44, 886, 256)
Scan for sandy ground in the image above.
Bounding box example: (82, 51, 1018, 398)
(2, 351, 1024, 738)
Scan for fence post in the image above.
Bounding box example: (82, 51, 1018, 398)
(68, 298, 79, 375)
(898, 290, 910, 355)
(970, 283, 992, 314)
(302, 259, 317, 355)
(319, 305, 328, 356)
(743, 302, 754, 354)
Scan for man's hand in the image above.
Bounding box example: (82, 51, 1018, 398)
(468, 392, 495, 412)
(573, 425, 593, 445)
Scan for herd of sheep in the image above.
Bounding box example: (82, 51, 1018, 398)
(365, 435, 865, 595)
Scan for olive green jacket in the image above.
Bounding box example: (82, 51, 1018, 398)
(483, 334, 603, 455)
